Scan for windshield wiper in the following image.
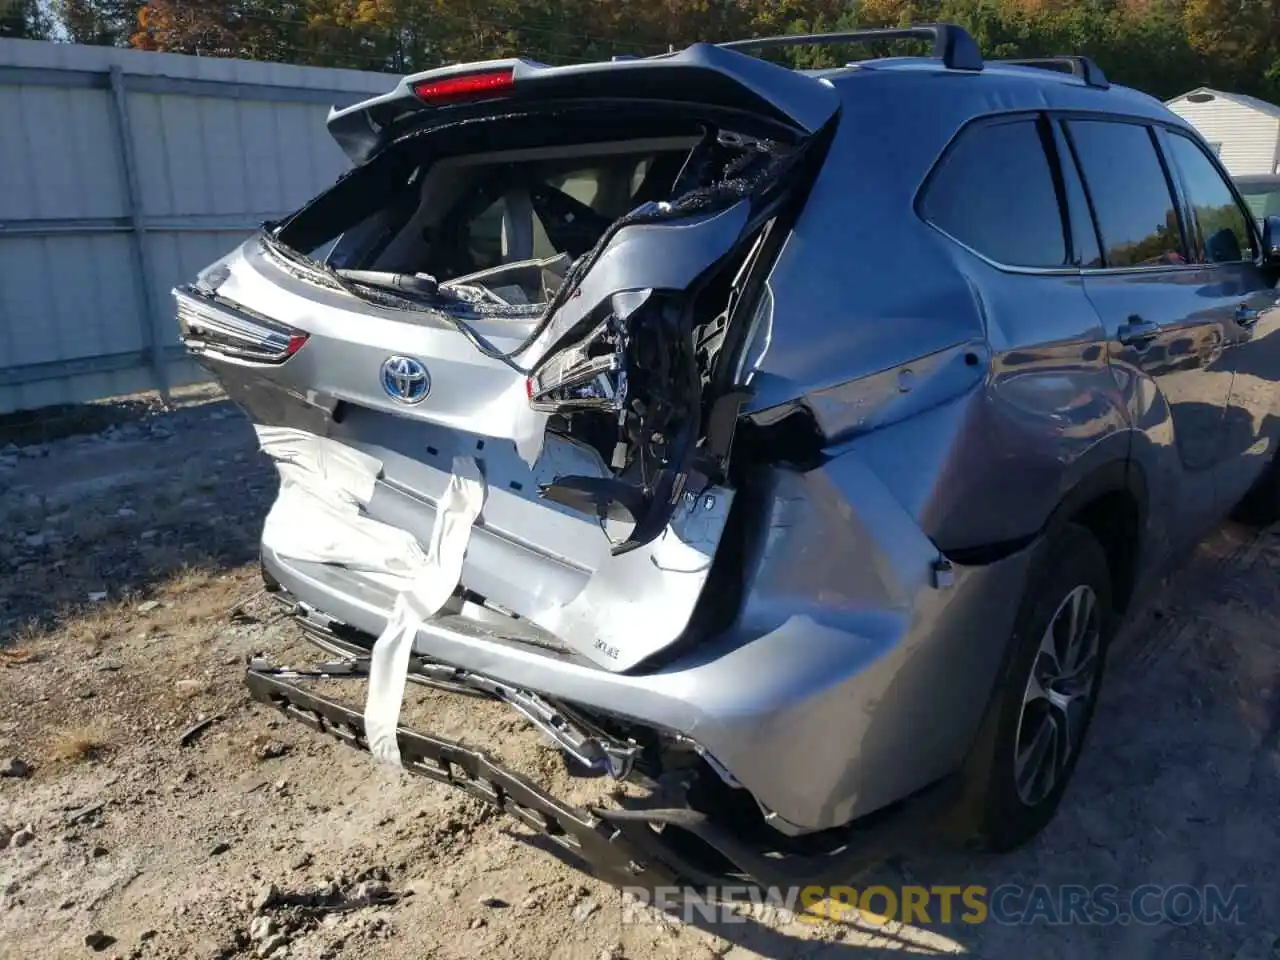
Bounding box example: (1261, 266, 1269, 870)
(259, 228, 437, 308)
(256, 227, 529, 373)
(335, 269, 440, 298)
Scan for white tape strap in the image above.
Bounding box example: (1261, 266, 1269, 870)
(252, 426, 489, 769)
(256, 427, 427, 577)
(365, 455, 487, 766)
(363, 595, 421, 768)
(254, 425, 382, 506)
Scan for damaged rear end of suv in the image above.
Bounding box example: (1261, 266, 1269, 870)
(179, 27, 1114, 887)
(183, 44, 839, 670)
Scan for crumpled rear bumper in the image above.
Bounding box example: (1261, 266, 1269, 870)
(244, 655, 960, 888)
(243, 665, 678, 887)
(261, 444, 1036, 836)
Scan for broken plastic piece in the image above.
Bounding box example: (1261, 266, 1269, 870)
(704, 389, 752, 464)
(538, 475, 645, 525)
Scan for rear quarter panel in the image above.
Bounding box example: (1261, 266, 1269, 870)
(707, 72, 1156, 821)
(748, 70, 1136, 553)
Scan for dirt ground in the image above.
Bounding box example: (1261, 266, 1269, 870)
(2, 387, 1280, 960)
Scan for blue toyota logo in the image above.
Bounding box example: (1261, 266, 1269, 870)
(380, 356, 431, 404)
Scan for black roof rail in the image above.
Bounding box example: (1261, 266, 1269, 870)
(717, 23, 984, 73)
(996, 56, 1109, 89)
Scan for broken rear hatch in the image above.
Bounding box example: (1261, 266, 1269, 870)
(176, 44, 839, 672)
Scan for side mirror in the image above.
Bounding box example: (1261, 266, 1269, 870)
(1264, 216, 1280, 264)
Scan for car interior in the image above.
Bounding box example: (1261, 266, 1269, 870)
(318, 137, 701, 305)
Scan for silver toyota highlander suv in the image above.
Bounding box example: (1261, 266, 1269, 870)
(177, 25, 1280, 887)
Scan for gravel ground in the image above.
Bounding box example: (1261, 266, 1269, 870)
(2, 389, 1280, 960)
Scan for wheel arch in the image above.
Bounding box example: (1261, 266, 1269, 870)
(1042, 458, 1148, 615)
(942, 456, 1147, 614)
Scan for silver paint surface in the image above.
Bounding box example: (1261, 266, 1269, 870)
(191, 54, 1280, 832)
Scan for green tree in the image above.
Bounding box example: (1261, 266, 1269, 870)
(1185, 0, 1280, 100)
(2, 0, 53, 38)
(55, 0, 143, 45)
(131, 0, 320, 65)
(35, 0, 1279, 110)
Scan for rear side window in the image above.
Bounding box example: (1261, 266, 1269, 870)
(1164, 132, 1256, 263)
(920, 117, 1069, 269)
(1050, 121, 1102, 268)
(1066, 120, 1185, 268)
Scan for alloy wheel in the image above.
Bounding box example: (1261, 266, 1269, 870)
(1013, 584, 1102, 807)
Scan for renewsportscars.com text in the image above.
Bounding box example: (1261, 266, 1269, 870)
(620, 884, 1248, 927)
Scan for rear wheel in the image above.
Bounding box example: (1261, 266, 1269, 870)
(260, 553, 281, 593)
(1231, 455, 1280, 527)
(960, 523, 1113, 851)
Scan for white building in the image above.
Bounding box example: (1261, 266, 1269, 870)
(1165, 88, 1280, 177)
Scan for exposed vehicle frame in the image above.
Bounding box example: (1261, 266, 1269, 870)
(182, 24, 1280, 887)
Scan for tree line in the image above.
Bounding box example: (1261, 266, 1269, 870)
(2, 0, 1278, 104)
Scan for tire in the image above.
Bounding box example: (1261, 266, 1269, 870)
(958, 523, 1114, 852)
(260, 553, 282, 593)
(1231, 456, 1280, 527)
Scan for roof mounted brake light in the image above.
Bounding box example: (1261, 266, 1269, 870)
(411, 70, 515, 105)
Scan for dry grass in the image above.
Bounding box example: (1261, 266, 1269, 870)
(158, 563, 221, 598)
(49, 725, 113, 763)
(1, 620, 46, 663)
(0, 563, 263, 768)
(0, 647, 41, 666)
(4, 618, 45, 648)
(154, 564, 253, 628)
(60, 599, 138, 656)
(14, 567, 251, 658)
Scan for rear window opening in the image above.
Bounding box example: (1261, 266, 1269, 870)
(269, 109, 795, 314)
(323, 142, 697, 306)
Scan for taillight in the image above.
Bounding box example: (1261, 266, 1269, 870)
(527, 319, 623, 414)
(174, 286, 310, 365)
(411, 69, 515, 105)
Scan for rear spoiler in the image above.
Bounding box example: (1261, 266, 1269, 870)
(326, 43, 840, 165)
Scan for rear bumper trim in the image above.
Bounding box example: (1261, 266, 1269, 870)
(244, 665, 678, 887)
(244, 664, 958, 888)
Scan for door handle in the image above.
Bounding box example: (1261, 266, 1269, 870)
(1117, 316, 1159, 346)
(1236, 303, 1260, 327)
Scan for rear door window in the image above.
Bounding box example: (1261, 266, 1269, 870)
(1050, 121, 1102, 268)
(920, 116, 1070, 269)
(1065, 119, 1186, 268)
(1164, 131, 1256, 263)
